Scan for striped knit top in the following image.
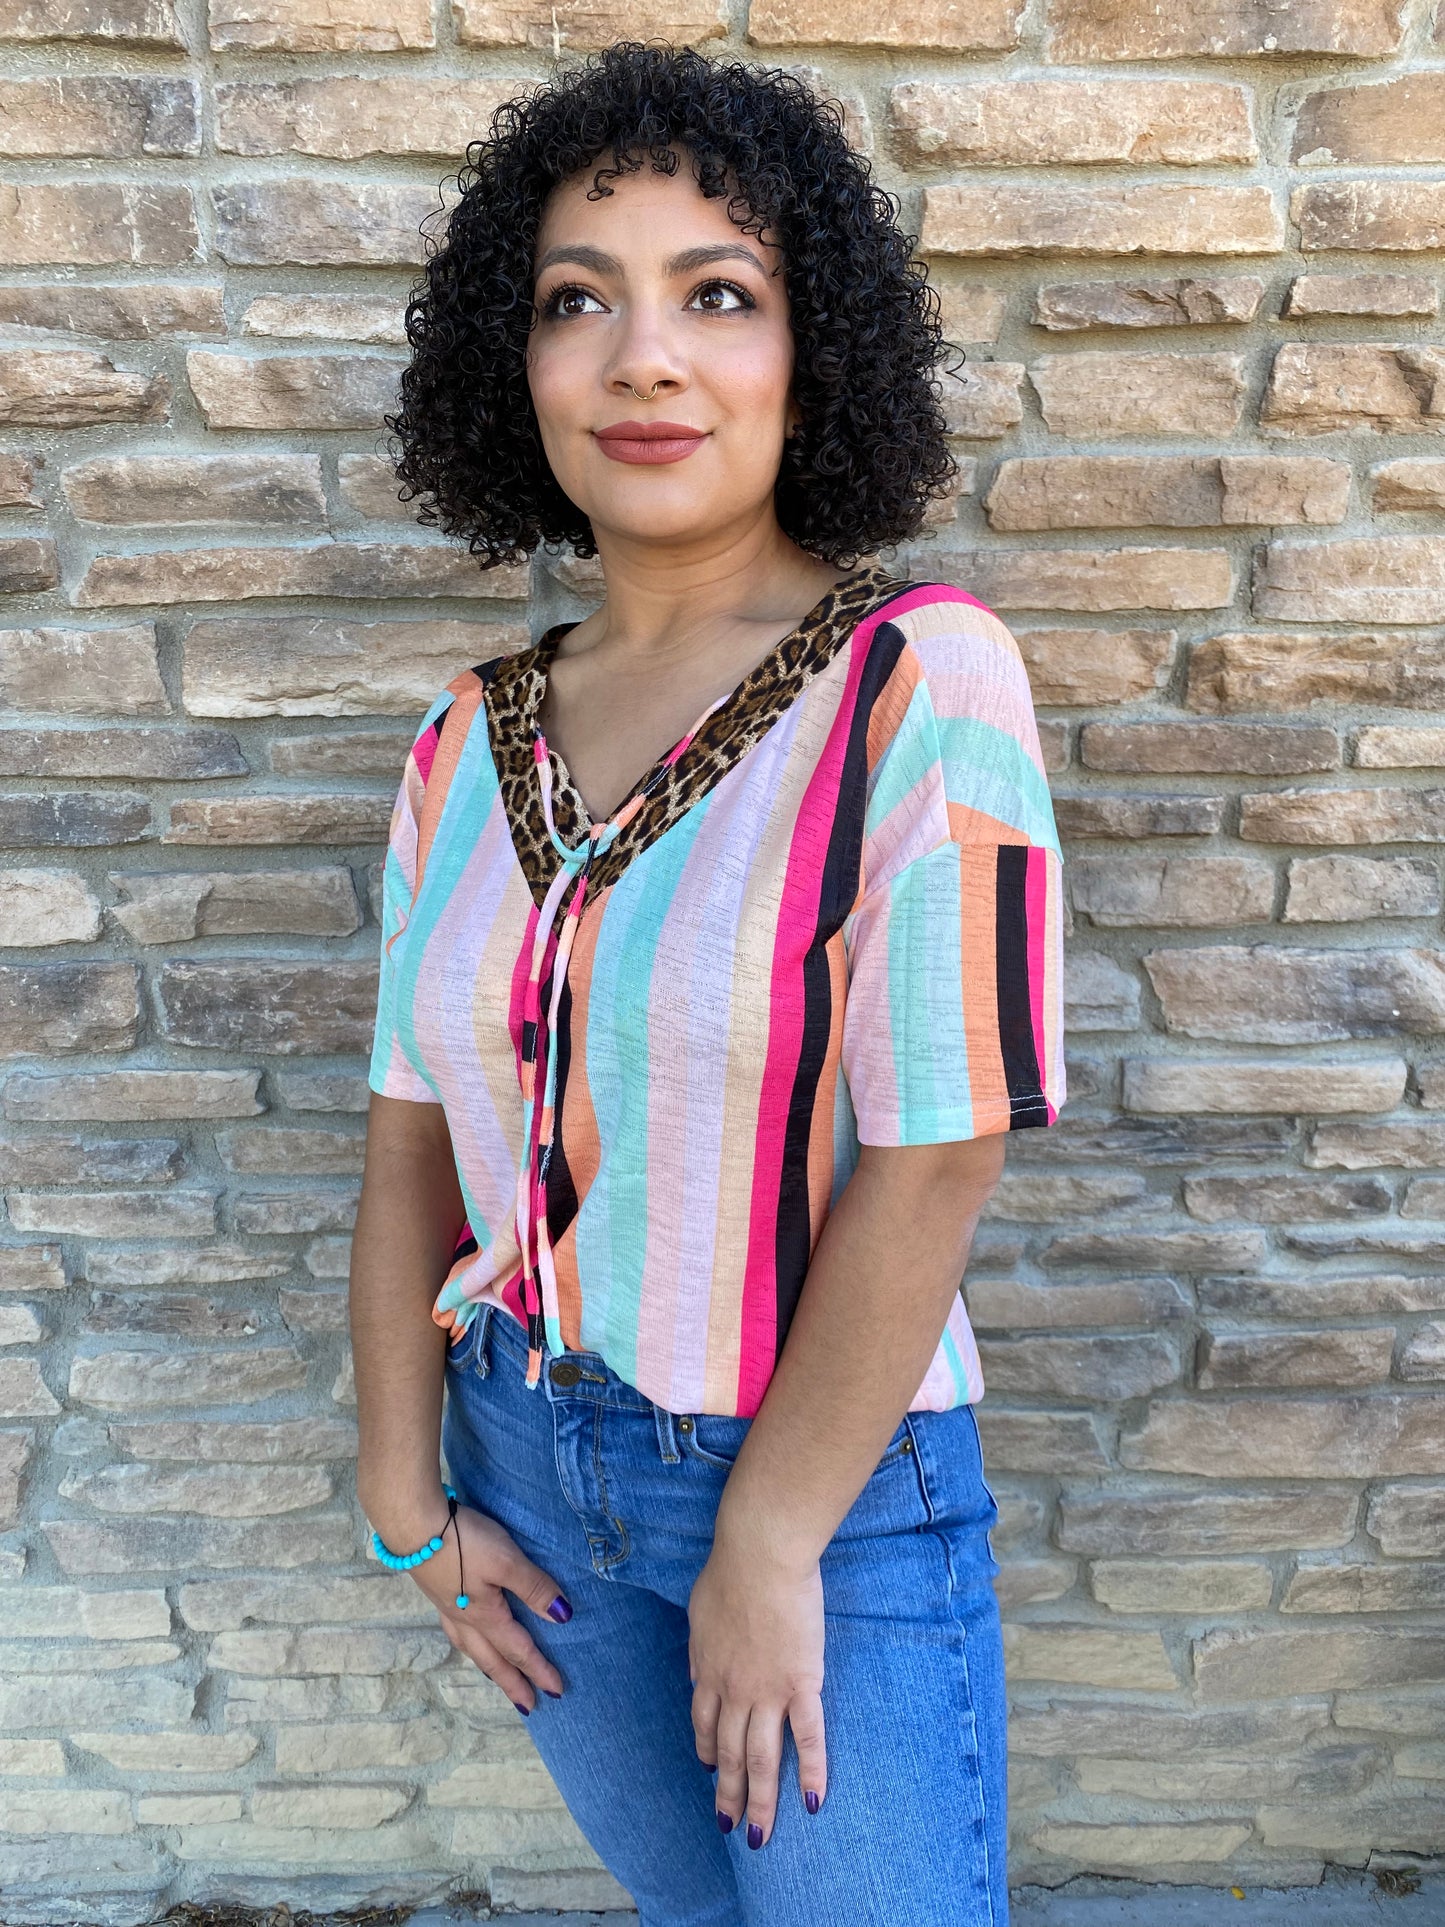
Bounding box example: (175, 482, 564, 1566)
(368, 564, 1066, 1417)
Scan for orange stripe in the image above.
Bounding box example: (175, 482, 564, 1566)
(804, 932, 849, 1251)
(865, 651, 923, 777)
(413, 671, 485, 900)
(947, 800, 1030, 847)
(547, 885, 607, 1349)
(958, 845, 1009, 1132)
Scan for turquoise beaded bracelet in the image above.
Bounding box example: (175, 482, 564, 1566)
(371, 1483, 470, 1610)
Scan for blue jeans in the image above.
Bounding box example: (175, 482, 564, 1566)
(440, 1300, 1010, 1927)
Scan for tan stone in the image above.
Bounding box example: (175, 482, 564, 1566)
(217, 76, 514, 159)
(1199, 1625, 1445, 1704)
(1285, 854, 1440, 922)
(164, 797, 391, 846)
(1027, 1820, 1253, 1868)
(0, 1245, 65, 1290)
(0, 1789, 131, 1834)
(45, 1514, 352, 1575)
(0, 76, 198, 157)
(1070, 854, 1273, 929)
(0, 868, 102, 945)
(183, 616, 523, 717)
(0, 962, 140, 1056)
(1123, 1057, 1406, 1115)
(1308, 1119, 1445, 1170)
(74, 541, 525, 609)
(1286, 272, 1439, 319)
(1243, 786, 1445, 844)
(1122, 1394, 1445, 1478)
(62, 452, 324, 526)
(748, 0, 1018, 48)
(1374, 460, 1445, 511)
(1367, 1486, 1445, 1558)
(242, 293, 408, 345)
(978, 1331, 1177, 1399)
(1262, 344, 1445, 434)
(270, 729, 412, 775)
(1032, 276, 1263, 330)
(4, 1069, 261, 1121)
(1005, 1622, 1178, 1691)
(0, 1358, 60, 1416)
(1257, 536, 1445, 625)
(0, 182, 196, 267)
(1065, 953, 1141, 1030)
(1030, 354, 1245, 438)
(210, 0, 433, 49)
(965, 1275, 1190, 1331)
(187, 350, 403, 429)
(0, 624, 166, 717)
(1085, 721, 1336, 774)
(988, 454, 1346, 530)
(939, 362, 1023, 438)
(0, 348, 168, 428)
(1015, 627, 1174, 705)
(934, 284, 1006, 344)
(179, 1572, 431, 1631)
(1295, 182, 1445, 253)
(336, 455, 408, 521)
(69, 1346, 306, 1410)
(1196, 1325, 1394, 1388)
(933, 547, 1231, 612)
(0, 282, 222, 337)
(891, 79, 1253, 166)
(1053, 793, 1223, 837)
(1188, 629, 1445, 713)
(275, 1717, 449, 1774)
(1294, 73, 1445, 165)
(0, 1738, 64, 1774)
(115, 1416, 354, 1462)
(1089, 1560, 1274, 1614)
(211, 182, 445, 269)
(1145, 945, 1445, 1043)
(10, 1189, 215, 1238)
(0, 0, 185, 44)
(158, 961, 377, 1054)
(61, 1463, 331, 1516)
(920, 184, 1282, 257)
(1048, 0, 1408, 60)
(0, 453, 40, 507)
(216, 1127, 364, 1175)
(1043, 1226, 1265, 1270)
(457, 0, 723, 43)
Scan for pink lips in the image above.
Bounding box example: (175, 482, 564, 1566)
(593, 419, 709, 465)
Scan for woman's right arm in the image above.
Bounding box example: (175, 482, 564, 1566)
(349, 1092, 571, 1709)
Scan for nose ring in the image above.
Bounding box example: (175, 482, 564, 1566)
(628, 381, 661, 402)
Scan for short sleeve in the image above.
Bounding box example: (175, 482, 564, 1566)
(839, 589, 1066, 1147)
(367, 692, 455, 1104)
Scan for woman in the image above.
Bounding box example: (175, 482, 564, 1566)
(351, 43, 1064, 1927)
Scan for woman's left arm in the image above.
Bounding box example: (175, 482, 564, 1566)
(687, 1130, 1006, 1846)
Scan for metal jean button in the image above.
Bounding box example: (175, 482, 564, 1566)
(549, 1361, 582, 1388)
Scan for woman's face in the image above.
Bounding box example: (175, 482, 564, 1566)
(526, 159, 797, 552)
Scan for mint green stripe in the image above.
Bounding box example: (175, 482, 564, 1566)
(576, 805, 713, 1377)
(940, 1322, 970, 1406)
(867, 683, 937, 828)
(887, 844, 971, 1142)
(936, 717, 1059, 850)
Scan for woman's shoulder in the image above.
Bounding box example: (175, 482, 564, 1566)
(867, 575, 1019, 654)
(863, 574, 1033, 705)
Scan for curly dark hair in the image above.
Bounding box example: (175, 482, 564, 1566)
(384, 42, 958, 570)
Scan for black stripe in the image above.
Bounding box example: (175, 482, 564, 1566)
(545, 969, 580, 1243)
(994, 844, 1046, 1129)
(771, 619, 910, 1360)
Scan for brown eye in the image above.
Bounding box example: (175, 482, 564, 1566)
(543, 284, 605, 319)
(688, 279, 754, 315)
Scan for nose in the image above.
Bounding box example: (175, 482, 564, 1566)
(604, 298, 687, 404)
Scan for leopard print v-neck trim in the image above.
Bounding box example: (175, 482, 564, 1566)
(478, 561, 913, 908)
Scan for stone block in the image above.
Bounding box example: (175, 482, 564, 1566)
(270, 731, 412, 777)
(62, 451, 324, 526)
(189, 347, 405, 427)
(935, 547, 1231, 612)
(1259, 535, 1445, 625)
(216, 1127, 364, 1176)
(978, 1332, 1178, 1399)
(157, 962, 377, 1054)
(1058, 1485, 1356, 1555)
(0, 348, 168, 428)
(183, 616, 523, 717)
(964, 1275, 1190, 1331)
(1099, 1555, 1272, 1615)
(0, 75, 198, 157)
(986, 455, 1347, 530)
(1198, 1625, 1445, 1702)
(0, 183, 196, 268)
(1262, 344, 1445, 435)
(0, 726, 244, 781)
(1188, 629, 1445, 713)
(1373, 460, 1445, 511)
(890, 79, 1254, 166)
(1030, 353, 1246, 437)
(0, 535, 58, 594)
(1015, 627, 1174, 705)
(1032, 276, 1264, 330)
(1145, 944, 1445, 1043)
(1122, 1393, 1445, 1478)
(216, 76, 515, 159)
(939, 362, 1024, 438)
(336, 454, 411, 521)
(275, 1071, 370, 1112)
(62, 1463, 331, 1516)
(1043, 1226, 1265, 1270)
(1053, 794, 1224, 837)
(458, 0, 723, 44)
(218, 179, 438, 264)
(1063, 952, 1140, 1031)
(164, 796, 391, 846)
(0, 622, 167, 717)
(1084, 721, 1337, 773)
(242, 293, 407, 343)
(209, 0, 432, 48)
(112, 868, 362, 941)
(1294, 182, 1445, 253)
(72, 1731, 259, 1771)
(10, 1190, 215, 1237)
(0, 1358, 59, 1415)
(44, 1513, 353, 1574)
(274, 1717, 448, 1774)
(1367, 1485, 1445, 1558)
(0, 1243, 64, 1290)
(1196, 1324, 1395, 1388)
(1070, 854, 1273, 927)
(1242, 786, 1445, 844)
(747, 0, 1018, 47)
(975, 1409, 1110, 1472)
(69, 1345, 306, 1409)
(934, 283, 1006, 343)
(1123, 1057, 1406, 1114)
(0, 962, 139, 1056)
(1284, 855, 1441, 923)
(1286, 272, 1439, 318)
(1308, 1119, 1445, 1170)
(0, 867, 102, 945)
(231, 1187, 358, 1234)
(1047, 0, 1408, 59)
(920, 184, 1282, 257)
(0, 792, 151, 848)
(0, 1134, 182, 1186)
(114, 1416, 354, 1463)
(74, 540, 525, 609)
(0, 282, 222, 336)
(83, 1244, 289, 1287)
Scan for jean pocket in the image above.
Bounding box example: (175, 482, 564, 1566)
(683, 1411, 917, 1479)
(443, 1315, 481, 1377)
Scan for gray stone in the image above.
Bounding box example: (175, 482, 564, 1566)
(0, 963, 139, 1056)
(1145, 945, 1445, 1043)
(0, 793, 150, 847)
(0, 726, 244, 779)
(157, 962, 378, 1053)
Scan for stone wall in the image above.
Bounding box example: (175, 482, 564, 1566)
(2, 0, 1444, 1915)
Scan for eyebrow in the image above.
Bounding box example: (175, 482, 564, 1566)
(534, 240, 772, 278)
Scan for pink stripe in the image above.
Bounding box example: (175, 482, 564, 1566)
(412, 723, 439, 787)
(1025, 845, 1054, 1124)
(734, 593, 915, 1412)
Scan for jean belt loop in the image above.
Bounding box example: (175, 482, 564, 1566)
(473, 1302, 497, 1380)
(653, 1400, 680, 1464)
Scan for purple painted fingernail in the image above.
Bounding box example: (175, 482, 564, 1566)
(805, 1789, 820, 1815)
(544, 1688, 563, 1699)
(547, 1594, 573, 1622)
(701, 1761, 717, 1773)
(715, 1809, 734, 1835)
(747, 1823, 764, 1850)
(512, 1700, 531, 1717)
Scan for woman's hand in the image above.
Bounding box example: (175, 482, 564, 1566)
(385, 1493, 574, 1713)
(687, 1526, 827, 1846)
